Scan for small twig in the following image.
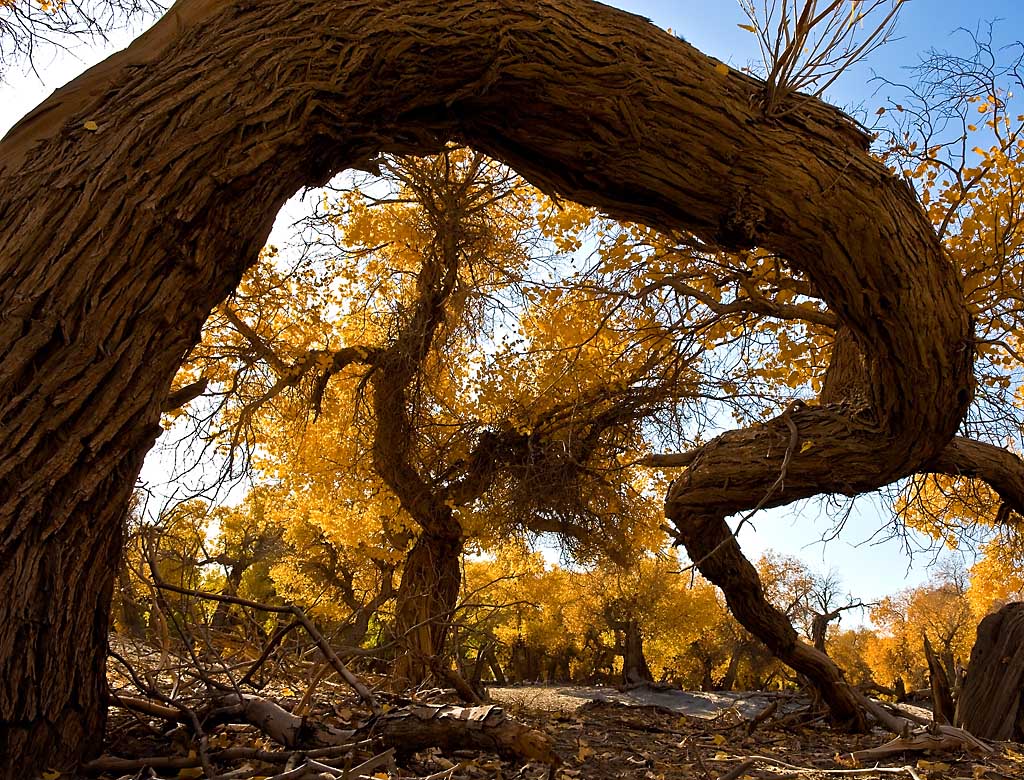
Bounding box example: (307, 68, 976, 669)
(295, 660, 330, 717)
(420, 766, 459, 780)
(774, 769, 922, 780)
(239, 618, 302, 688)
(263, 763, 318, 780)
(108, 649, 217, 778)
(746, 699, 778, 735)
(735, 755, 924, 779)
(342, 748, 396, 778)
(717, 759, 757, 780)
(110, 693, 187, 722)
(685, 737, 714, 780)
(81, 740, 377, 773)
(82, 755, 207, 773)
(304, 758, 345, 776)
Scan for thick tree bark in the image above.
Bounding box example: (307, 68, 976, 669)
(392, 529, 464, 686)
(0, 0, 971, 773)
(823, 329, 1024, 520)
(956, 602, 1024, 740)
(927, 438, 1024, 517)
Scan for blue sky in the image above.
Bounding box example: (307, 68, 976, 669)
(615, 0, 1023, 111)
(2, 1, 1021, 609)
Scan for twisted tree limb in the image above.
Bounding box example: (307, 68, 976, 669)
(0, 0, 971, 771)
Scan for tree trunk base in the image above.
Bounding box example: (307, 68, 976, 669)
(956, 602, 1024, 740)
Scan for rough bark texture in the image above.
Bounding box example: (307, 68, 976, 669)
(392, 530, 464, 686)
(956, 603, 1024, 740)
(821, 331, 1024, 519)
(928, 438, 1024, 517)
(0, 0, 972, 772)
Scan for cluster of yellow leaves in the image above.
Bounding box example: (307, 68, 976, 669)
(452, 548, 841, 689)
(0, 0, 65, 10)
(165, 150, 700, 634)
(532, 201, 833, 426)
(891, 95, 1024, 386)
(459, 545, 739, 686)
(896, 475, 1001, 549)
(864, 574, 975, 689)
(966, 534, 1024, 616)
(895, 473, 1024, 624)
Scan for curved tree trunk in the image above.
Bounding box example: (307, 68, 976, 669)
(0, 0, 972, 773)
(0, 474, 135, 776)
(666, 318, 967, 730)
(670, 514, 871, 729)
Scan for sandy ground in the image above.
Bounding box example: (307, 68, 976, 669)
(488, 684, 803, 719)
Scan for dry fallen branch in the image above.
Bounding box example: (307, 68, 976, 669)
(82, 740, 374, 773)
(856, 696, 994, 756)
(96, 693, 558, 773)
(852, 729, 995, 763)
(110, 693, 186, 723)
(746, 699, 779, 735)
(261, 750, 397, 780)
(147, 566, 382, 714)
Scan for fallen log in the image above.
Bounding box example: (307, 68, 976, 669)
(209, 694, 558, 765)
(366, 703, 559, 765)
